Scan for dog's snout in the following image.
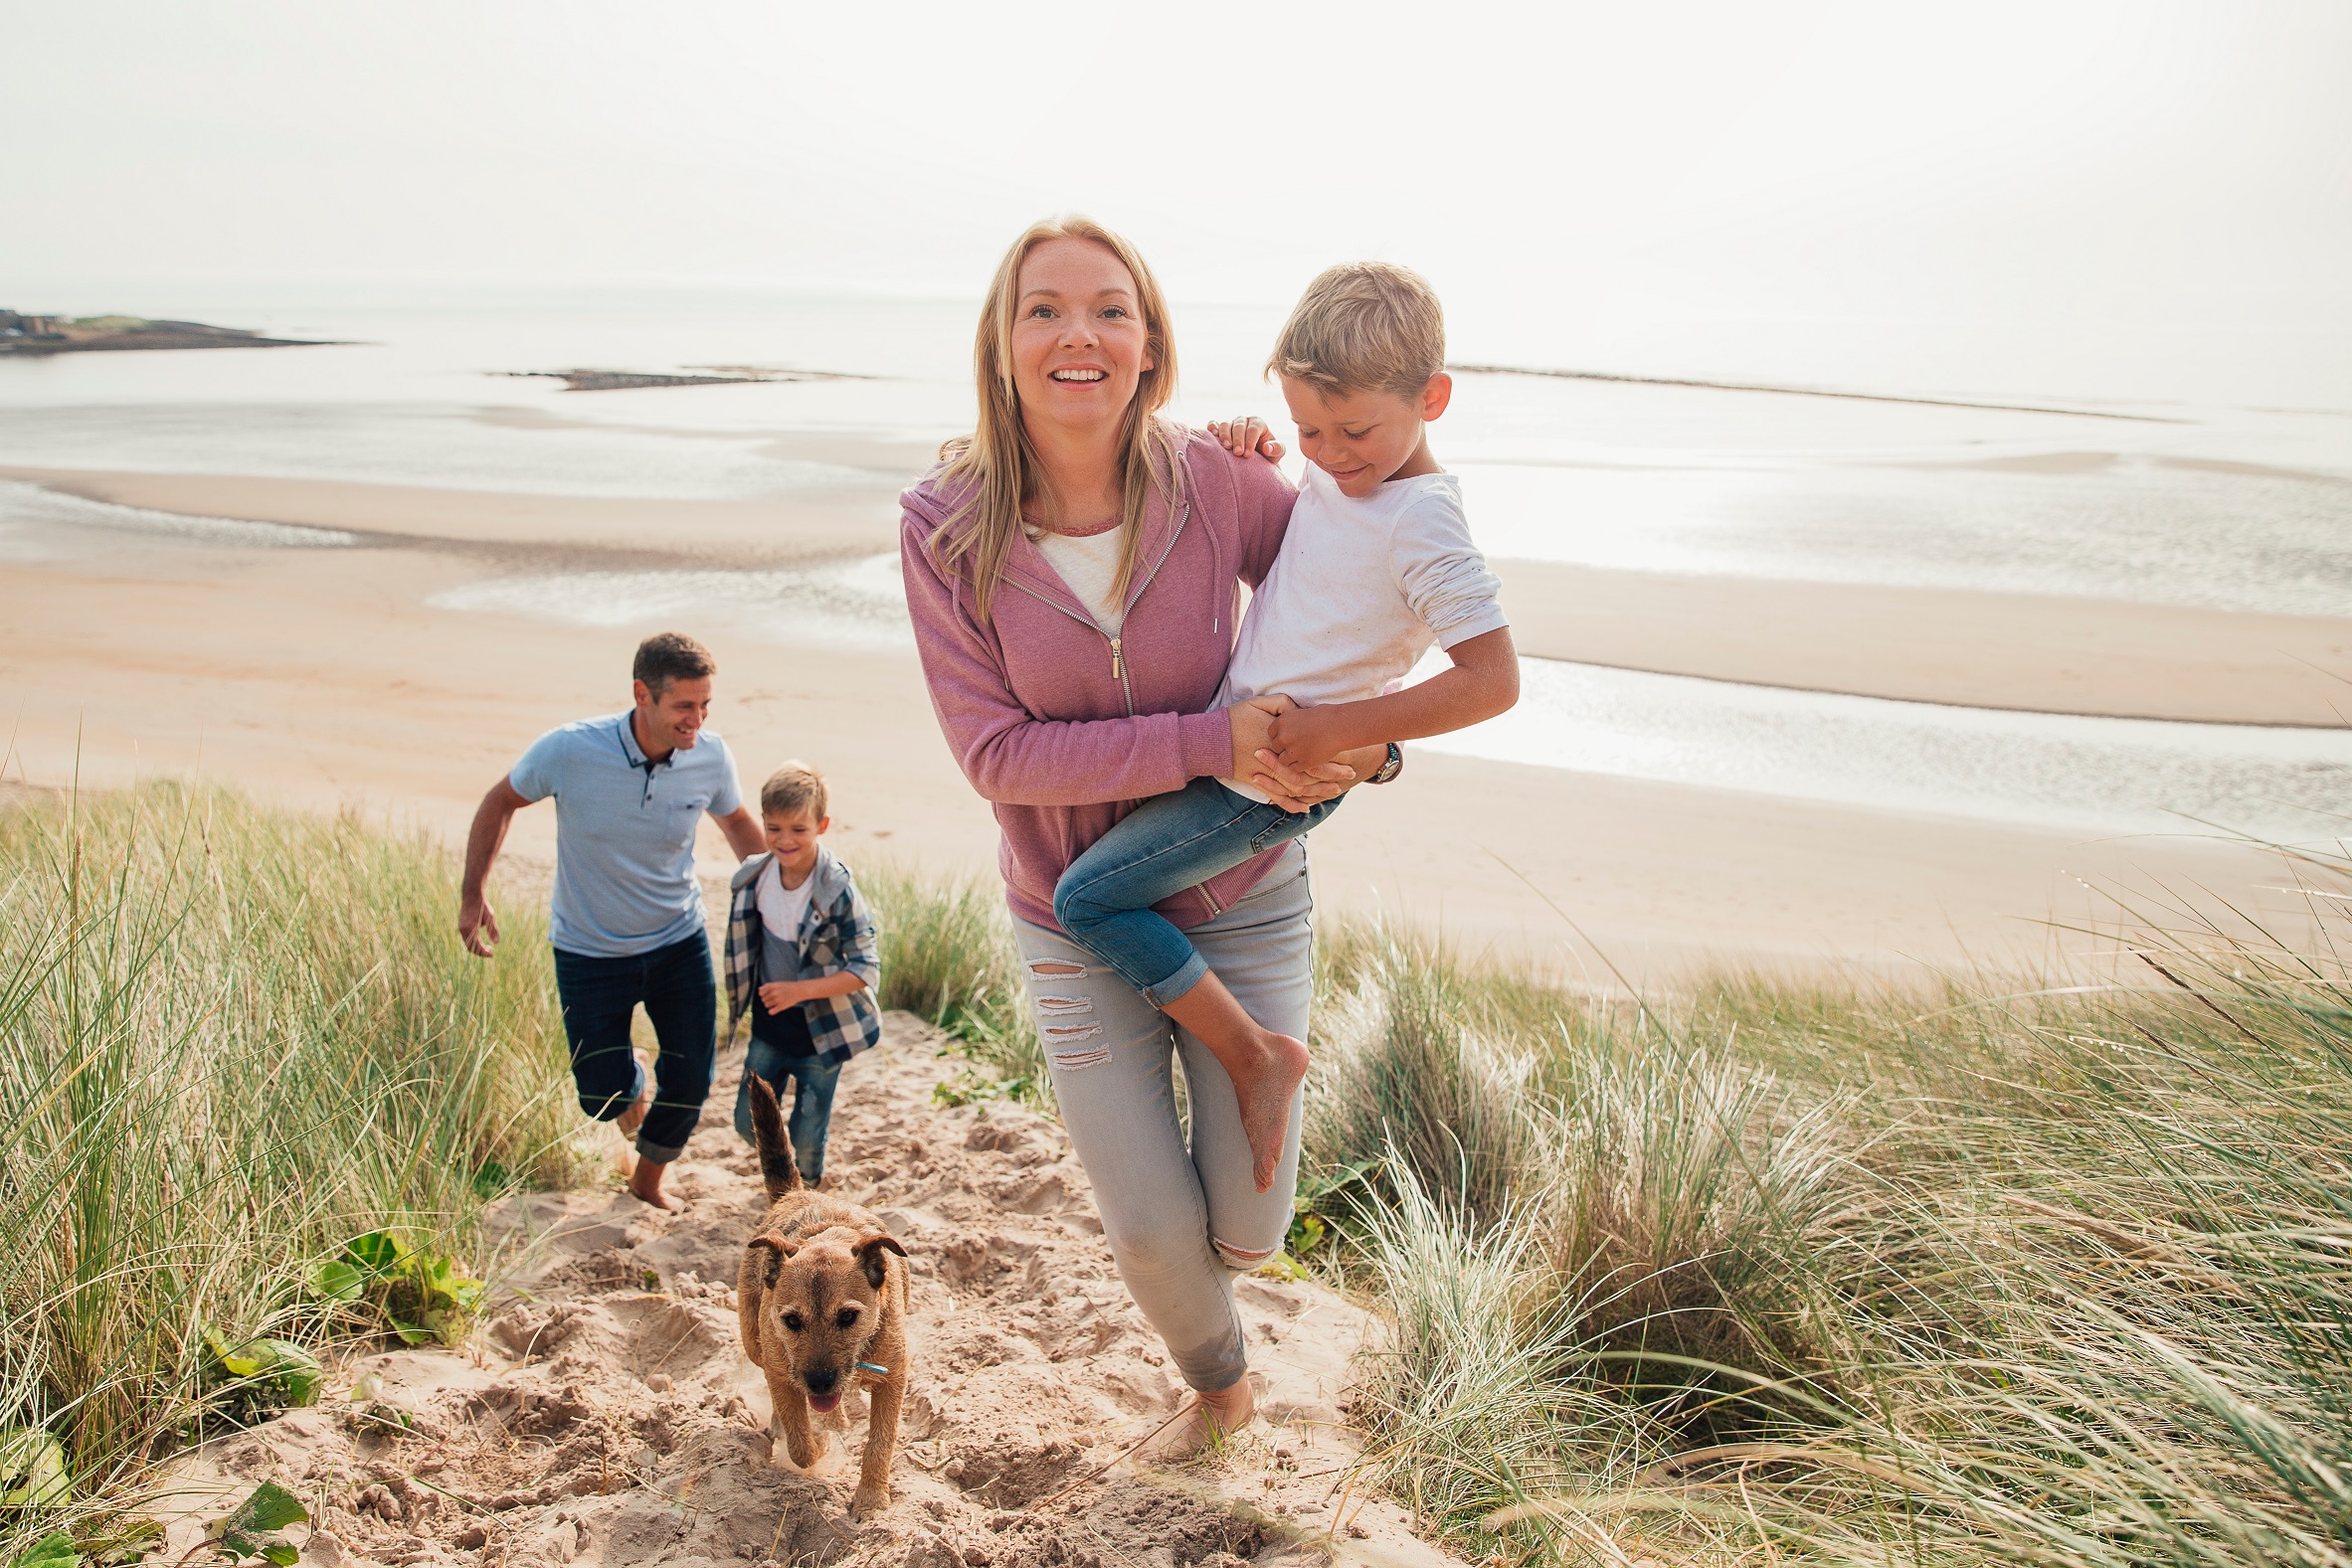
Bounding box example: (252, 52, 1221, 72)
(804, 1366, 839, 1394)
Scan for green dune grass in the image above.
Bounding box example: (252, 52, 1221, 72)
(0, 784, 581, 1558)
(4, 785, 2345, 1567)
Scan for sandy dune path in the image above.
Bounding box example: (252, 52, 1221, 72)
(151, 1016, 1464, 1568)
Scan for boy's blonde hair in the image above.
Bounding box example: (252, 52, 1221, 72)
(760, 761, 827, 822)
(1266, 261, 1445, 400)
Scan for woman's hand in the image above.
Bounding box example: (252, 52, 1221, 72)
(1232, 696, 1363, 809)
(1205, 416, 1286, 463)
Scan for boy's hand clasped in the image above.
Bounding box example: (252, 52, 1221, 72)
(759, 978, 816, 1013)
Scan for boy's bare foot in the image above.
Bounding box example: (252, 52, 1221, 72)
(1231, 1033, 1309, 1193)
(1141, 1373, 1259, 1461)
(628, 1157, 685, 1212)
(1162, 973, 1309, 1193)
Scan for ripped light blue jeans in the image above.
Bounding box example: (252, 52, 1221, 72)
(1010, 843, 1312, 1394)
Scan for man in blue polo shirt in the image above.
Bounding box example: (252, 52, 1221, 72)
(458, 631, 764, 1210)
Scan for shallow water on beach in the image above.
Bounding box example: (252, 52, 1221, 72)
(4, 289, 2350, 614)
(426, 554, 913, 651)
(1421, 657, 2352, 843)
(6, 289, 2349, 841)
(404, 550, 2352, 843)
(0, 476, 360, 558)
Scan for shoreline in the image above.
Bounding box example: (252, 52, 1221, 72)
(10, 463, 2350, 728)
(0, 496, 2330, 981)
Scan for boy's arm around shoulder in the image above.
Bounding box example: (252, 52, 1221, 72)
(1230, 437, 1296, 590)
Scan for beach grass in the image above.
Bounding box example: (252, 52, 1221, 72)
(6, 782, 2346, 1568)
(0, 784, 580, 1557)
(859, 861, 1048, 1108)
(1308, 847, 2352, 1566)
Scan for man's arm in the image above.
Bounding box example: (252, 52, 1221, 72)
(713, 804, 764, 861)
(459, 778, 535, 958)
(1265, 626, 1521, 770)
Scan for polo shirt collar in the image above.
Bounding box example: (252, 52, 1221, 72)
(614, 711, 674, 771)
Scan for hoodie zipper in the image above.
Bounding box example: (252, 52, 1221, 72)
(1004, 503, 1226, 914)
(1006, 504, 1188, 719)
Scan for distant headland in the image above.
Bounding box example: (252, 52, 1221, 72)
(0, 310, 333, 355)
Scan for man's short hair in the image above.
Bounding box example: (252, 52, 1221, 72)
(760, 761, 827, 821)
(633, 631, 716, 695)
(1267, 261, 1446, 401)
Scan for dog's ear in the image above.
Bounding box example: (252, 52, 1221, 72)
(748, 1233, 798, 1288)
(852, 1232, 907, 1291)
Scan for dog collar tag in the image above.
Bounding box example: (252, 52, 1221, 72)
(855, 1361, 890, 1376)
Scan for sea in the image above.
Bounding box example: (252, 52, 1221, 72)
(2, 285, 2347, 843)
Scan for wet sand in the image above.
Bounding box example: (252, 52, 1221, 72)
(1, 463, 2337, 981)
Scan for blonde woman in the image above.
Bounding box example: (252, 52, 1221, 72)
(899, 217, 1384, 1448)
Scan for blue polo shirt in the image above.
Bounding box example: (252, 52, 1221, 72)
(509, 712, 744, 958)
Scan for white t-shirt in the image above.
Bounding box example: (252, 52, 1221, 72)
(756, 857, 816, 941)
(1028, 523, 1129, 636)
(1216, 464, 1507, 800)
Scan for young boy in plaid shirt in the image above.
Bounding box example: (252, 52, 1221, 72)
(722, 761, 881, 1185)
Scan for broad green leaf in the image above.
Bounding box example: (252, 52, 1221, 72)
(9, 1532, 77, 1568)
(307, 1260, 365, 1305)
(213, 1481, 308, 1559)
(253, 1340, 324, 1407)
(389, 1317, 434, 1346)
(345, 1231, 407, 1274)
(0, 1426, 71, 1508)
(257, 1547, 298, 1567)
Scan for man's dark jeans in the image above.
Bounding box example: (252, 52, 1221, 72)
(551, 935, 716, 1164)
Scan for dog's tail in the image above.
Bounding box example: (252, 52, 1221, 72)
(747, 1072, 803, 1201)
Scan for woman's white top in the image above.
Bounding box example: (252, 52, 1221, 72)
(756, 856, 816, 940)
(1028, 523, 1129, 636)
(1215, 463, 1507, 800)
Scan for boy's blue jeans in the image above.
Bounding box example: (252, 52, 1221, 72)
(1053, 777, 1342, 1007)
(732, 1038, 842, 1184)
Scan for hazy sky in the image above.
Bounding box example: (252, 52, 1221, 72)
(5, 1, 2348, 383)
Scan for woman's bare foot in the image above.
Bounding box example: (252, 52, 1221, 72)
(628, 1156, 685, 1212)
(1163, 974, 1308, 1192)
(1140, 1373, 1258, 1461)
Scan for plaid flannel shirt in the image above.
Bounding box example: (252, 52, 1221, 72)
(723, 845, 882, 1066)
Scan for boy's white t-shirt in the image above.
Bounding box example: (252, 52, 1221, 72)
(756, 856, 816, 941)
(1216, 463, 1507, 801)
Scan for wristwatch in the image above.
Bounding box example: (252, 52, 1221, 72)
(1367, 743, 1404, 785)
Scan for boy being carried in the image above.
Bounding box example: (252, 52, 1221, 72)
(1051, 261, 1520, 1193)
(722, 762, 883, 1186)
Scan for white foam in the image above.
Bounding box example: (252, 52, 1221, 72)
(0, 479, 359, 549)
(428, 553, 912, 650)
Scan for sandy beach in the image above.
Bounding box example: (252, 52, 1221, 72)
(3, 460, 2337, 983)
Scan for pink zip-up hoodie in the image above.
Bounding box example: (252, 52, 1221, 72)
(900, 428, 1298, 933)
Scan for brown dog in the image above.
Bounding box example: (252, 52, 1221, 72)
(736, 1074, 910, 1519)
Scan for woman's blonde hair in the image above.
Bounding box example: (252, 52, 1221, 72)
(930, 216, 1183, 620)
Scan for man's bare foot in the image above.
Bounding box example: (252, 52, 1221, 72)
(628, 1157, 685, 1212)
(1231, 1033, 1309, 1193)
(1140, 1373, 1259, 1461)
(614, 1057, 653, 1139)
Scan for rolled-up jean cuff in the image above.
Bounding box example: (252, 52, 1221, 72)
(634, 1135, 688, 1164)
(1138, 950, 1211, 1011)
(590, 1056, 648, 1123)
